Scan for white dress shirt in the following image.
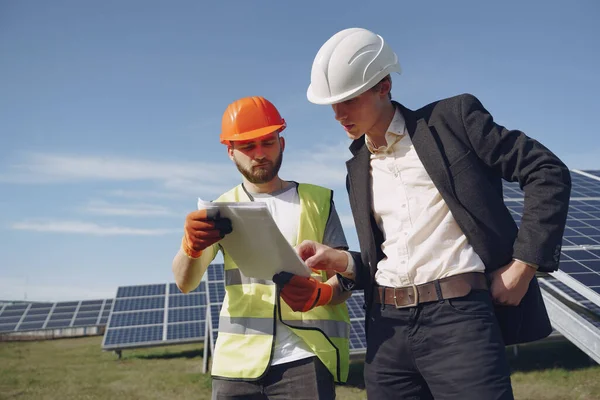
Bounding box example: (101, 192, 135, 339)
(347, 107, 485, 288)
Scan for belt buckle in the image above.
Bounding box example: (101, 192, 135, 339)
(394, 284, 419, 309)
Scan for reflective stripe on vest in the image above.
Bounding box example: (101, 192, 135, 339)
(210, 183, 350, 383)
(219, 315, 349, 339)
(225, 268, 274, 286)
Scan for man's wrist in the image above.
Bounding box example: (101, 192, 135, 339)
(182, 236, 203, 259)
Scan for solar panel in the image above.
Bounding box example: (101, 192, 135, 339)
(578, 170, 600, 182)
(116, 284, 165, 298)
(102, 282, 206, 351)
(0, 299, 113, 334)
(504, 171, 600, 201)
(347, 291, 367, 355)
(502, 180, 524, 200)
(552, 249, 600, 307)
(506, 199, 600, 248)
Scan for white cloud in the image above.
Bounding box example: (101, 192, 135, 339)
(283, 141, 351, 188)
(0, 153, 237, 196)
(106, 189, 184, 200)
(11, 220, 178, 236)
(0, 142, 353, 196)
(81, 200, 176, 217)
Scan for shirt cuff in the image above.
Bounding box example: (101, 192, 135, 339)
(513, 258, 539, 270)
(341, 251, 356, 279)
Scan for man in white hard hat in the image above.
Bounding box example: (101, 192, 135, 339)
(278, 28, 572, 399)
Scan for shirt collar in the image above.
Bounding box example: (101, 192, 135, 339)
(365, 107, 406, 154)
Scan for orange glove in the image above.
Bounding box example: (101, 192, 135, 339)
(273, 272, 333, 312)
(182, 208, 232, 258)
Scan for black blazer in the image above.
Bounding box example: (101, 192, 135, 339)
(345, 93, 572, 346)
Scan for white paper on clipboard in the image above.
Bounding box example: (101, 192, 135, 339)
(198, 198, 312, 281)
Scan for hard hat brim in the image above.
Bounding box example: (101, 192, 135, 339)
(220, 123, 286, 144)
(307, 66, 401, 105)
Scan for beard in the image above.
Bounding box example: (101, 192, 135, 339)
(234, 151, 283, 184)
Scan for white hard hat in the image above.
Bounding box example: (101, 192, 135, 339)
(307, 28, 401, 105)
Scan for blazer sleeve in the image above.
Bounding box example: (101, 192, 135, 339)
(459, 94, 571, 271)
(341, 174, 372, 291)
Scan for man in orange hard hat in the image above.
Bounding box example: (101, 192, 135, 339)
(172, 96, 351, 400)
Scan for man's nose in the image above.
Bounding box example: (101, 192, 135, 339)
(332, 104, 346, 122)
(253, 145, 266, 159)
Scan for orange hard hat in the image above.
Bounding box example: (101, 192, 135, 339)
(220, 96, 286, 145)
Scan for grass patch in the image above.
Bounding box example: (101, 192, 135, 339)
(0, 336, 598, 399)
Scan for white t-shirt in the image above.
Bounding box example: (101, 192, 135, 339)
(249, 182, 347, 366)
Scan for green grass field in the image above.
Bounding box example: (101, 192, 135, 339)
(1, 336, 599, 400)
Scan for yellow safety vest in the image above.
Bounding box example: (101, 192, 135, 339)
(209, 183, 350, 382)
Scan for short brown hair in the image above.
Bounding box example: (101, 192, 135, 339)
(371, 75, 392, 100)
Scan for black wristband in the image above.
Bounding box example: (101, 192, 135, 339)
(336, 273, 356, 292)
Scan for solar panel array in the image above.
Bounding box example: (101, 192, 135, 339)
(0, 299, 112, 334)
(102, 282, 207, 350)
(503, 170, 600, 362)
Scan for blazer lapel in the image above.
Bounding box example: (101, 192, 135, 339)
(346, 142, 372, 229)
(399, 103, 455, 199)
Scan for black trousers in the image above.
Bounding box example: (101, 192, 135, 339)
(211, 356, 336, 400)
(365, 289, 514, 400)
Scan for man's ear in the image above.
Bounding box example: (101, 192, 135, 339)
(379, 78, 392, 98)
(227, 144, 234, 161)
(279, 136, 285, 152)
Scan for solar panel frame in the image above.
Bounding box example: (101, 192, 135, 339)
(577, 170, 600, 183)
(539, 276, 600, 315)
(538, 275, 600, 363)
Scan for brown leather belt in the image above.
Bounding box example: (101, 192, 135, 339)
(374, 272, 488, 308)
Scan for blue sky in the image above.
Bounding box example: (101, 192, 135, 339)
(1, 0, 598, 301)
